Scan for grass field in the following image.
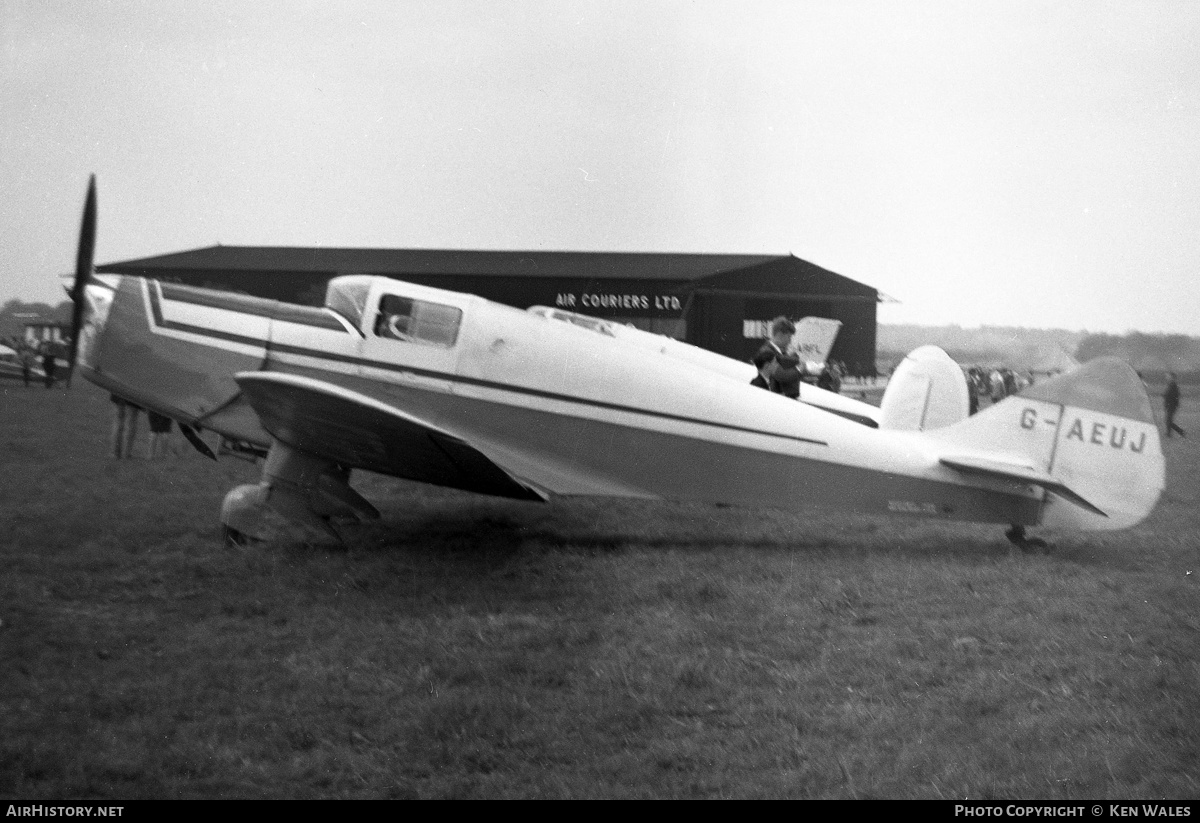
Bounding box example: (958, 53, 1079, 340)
(1, 380, 1197, 799)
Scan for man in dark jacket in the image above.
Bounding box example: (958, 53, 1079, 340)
(1164, 373, 1185, 438)
(41, 347, 56, 389)
(752, 317, 802, 398)
(750, 347, 775, 390)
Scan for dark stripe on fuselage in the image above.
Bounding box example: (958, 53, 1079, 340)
(801, 403, 879, 429)
(159, 281, 349, 331)
(148, 284, 268, 349)
(142, 282, 828, 448)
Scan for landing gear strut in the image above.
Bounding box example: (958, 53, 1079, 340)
(1005, 525, 1053, 554)
(219, 438, 380, 545)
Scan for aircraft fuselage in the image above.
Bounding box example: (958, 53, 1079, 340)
(78, 274, 1055, 527)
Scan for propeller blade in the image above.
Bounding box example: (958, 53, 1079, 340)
(66, 175, 97, 387)
(66, 173, 97, 386)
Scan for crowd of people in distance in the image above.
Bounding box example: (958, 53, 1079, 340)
(963, 366, 1035, 415)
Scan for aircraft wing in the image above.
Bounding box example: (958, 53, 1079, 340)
(234, 372, 545, 501)
(939, 454, 1106, 517)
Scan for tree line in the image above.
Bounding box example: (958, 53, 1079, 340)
(878, 324, 1199, 380)
(1074, 332, 1200, 376)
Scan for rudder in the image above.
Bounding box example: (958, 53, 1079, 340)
(880, 345, 970, 431)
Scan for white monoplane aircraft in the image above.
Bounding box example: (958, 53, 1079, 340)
(67, 178, 1164, 551)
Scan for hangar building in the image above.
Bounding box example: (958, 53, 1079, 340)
(97, 247, 881, 375)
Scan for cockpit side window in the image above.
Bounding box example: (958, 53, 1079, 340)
(375, 295, 462, 347)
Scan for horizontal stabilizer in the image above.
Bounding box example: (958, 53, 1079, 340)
(928, 356, 1162, 531)
(939, 454, 1107, 518)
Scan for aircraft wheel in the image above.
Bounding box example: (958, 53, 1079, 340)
(222, 525, 261, 548)
(1023, 536, 1053, 554)
(1005, 525, 1053, 554)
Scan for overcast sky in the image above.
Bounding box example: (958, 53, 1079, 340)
(3, 0, 1199, 333)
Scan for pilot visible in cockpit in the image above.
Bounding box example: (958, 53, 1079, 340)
(376, 295, 414, 340)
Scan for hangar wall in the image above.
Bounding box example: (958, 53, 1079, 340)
(97, 248, 880, 375)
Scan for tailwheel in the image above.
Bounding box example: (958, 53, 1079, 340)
(222, 525, 261, 548)
(1005, 525, 1053, 554)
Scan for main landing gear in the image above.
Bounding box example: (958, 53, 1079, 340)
(219, 439, 380, 547)
(1005, 525, 1053, 554)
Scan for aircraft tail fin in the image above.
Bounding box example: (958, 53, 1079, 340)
(791, 316, 842, 372)
(879, 345, 970, 431)
(928, 357, 1164, 531)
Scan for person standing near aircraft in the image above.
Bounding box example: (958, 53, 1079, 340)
(966, 368, 980, 415)
(41, 345, 56, 389)
(755, 317, 802, 398)
(750, 348, 774, 390)
(989, 368, 1005, 404)
(110, 394, 142, 458)
(1164, 372, 1185, 438)
(19, 345, 33, 387)
(147, 411, 174, 458)
(1003, 369, 1018, 398)
(817, 364, 835, 391)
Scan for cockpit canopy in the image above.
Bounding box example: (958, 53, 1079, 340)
(325, 275, 373, 331)
(374, 294, 462, 347)
(325, 275, 463, 347)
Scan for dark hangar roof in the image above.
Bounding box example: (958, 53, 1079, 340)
(96, 245, 879, 298)
(99, 245, 774, 281)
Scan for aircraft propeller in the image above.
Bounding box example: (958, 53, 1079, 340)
(66, 174, 97, 387)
